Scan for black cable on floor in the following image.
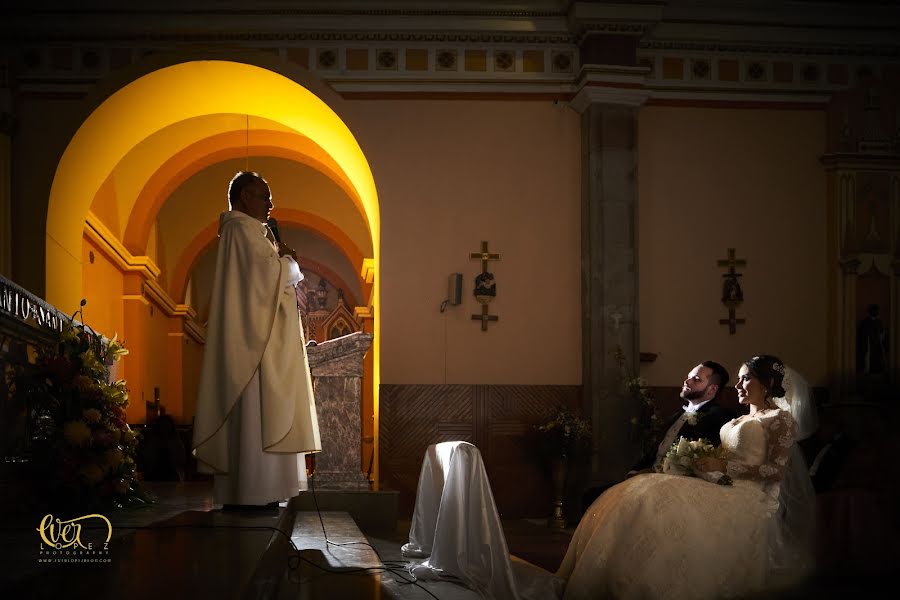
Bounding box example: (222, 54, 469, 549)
(308, 472, 442, 599)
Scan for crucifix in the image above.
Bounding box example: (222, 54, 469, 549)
(470, 241, 500, 331)
(470, 240, 501, 272)
(472, 306, 499, 331)
(718, 311, 746, 335)
(717, 248, 746, 334)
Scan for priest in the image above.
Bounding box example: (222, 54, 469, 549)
(192, 171, 320, 508)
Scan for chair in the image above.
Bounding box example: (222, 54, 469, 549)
(402, 441, 562, 600)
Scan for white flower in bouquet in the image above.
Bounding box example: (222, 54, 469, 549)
(662, 436, 732, 486)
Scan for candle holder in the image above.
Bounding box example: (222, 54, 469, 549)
(548, 456, 568, 529)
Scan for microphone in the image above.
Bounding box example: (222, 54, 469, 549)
(267, 217, 282, 244)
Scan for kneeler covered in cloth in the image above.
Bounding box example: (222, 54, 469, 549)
(402, 441, 563, 599)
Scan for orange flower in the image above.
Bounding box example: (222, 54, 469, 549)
(104, 448, 124, 471)
(63, 420, 92, 447)
(107, 427, 122, 444)
(79, 463, 104, 484)
(82, 408, 102, 423)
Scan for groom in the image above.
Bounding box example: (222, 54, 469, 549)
(631, 361, 735, 474)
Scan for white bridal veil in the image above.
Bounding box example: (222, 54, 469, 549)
(771, 366, 818, 578)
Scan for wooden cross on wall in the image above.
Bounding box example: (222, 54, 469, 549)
(472, 308, 498, 331)
(470, 241, 500, 331)
(717, 248, 746, 334)
(470, 240, 501, 272)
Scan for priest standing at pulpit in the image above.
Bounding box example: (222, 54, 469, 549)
(192, 171, 321, 508)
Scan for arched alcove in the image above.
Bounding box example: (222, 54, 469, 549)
(46, 59, 382, 482)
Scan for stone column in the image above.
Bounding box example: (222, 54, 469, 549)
(572, 81, 648, 487)
(353, 305, 376, 485)
(892, 175, 899, 389)
(307, 331, 373, 490)
(839, 258, 860, 395)
(893, 259, 900, 388)
(0, 91, 12, 279)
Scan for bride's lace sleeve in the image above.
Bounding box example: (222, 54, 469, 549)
(725, 410, 796, 482)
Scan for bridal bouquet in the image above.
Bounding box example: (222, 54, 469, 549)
(660, 437, 732, 486)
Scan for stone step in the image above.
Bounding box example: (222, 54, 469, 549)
(289, 487, 398, 535)
(279, 511, 383, 599)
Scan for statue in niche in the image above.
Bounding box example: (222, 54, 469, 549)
(314, 277, 329, 311)
(857, 303, 887, 376)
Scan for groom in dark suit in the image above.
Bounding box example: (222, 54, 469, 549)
(630, 360, 735, 474)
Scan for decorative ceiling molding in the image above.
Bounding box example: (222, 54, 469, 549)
(3, 31, 576, 45)
(570, 62, 652, 111)
(638, 40, 900, 58)
(3, 2, 897, 103)
(579, 22, 656, 36)
(6, 7, 565, 18)
(566, 0, 665, 41)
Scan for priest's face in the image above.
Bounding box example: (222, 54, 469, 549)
(680, 365, 717, 404)
(239, 180, 274, 223)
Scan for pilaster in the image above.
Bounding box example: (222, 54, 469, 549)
(575, 69, 647, 485)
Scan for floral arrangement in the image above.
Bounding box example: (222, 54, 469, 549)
(659, 436, 732, 486)
(614, 345, 664, 458)
(18, 307, 150, 512)
(534, 406, 592, 460)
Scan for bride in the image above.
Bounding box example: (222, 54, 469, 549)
(557, 355, 816, 599)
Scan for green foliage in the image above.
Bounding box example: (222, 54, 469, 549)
(533, 406, 592, 460)
(17, 311, 151, 512)
(613, 345, 664, 458)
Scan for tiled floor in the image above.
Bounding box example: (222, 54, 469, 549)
(282, 512, 567, 600)
(3, 482, 293, 599)
(10, 480, 882, 599)
(2, 481, 572, 599)
(0, 481, 217, 588)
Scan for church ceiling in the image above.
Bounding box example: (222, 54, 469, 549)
(1, 1, 896, 103)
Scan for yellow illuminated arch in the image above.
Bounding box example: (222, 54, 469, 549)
(47, 59, 381, 481)
(48, 60, 378, 307)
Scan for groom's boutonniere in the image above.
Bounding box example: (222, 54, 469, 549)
(685, 411, 702, 426)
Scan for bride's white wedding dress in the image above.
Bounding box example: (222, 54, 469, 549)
(557, 408, 798, 600)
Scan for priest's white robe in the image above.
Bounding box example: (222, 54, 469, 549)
(192, 210, 321, 505)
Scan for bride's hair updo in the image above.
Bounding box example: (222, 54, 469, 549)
(744, 355, 787, 398)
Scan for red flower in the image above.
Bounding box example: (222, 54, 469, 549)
(92, 429, 115, 448)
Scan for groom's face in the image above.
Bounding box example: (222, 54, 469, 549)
(680, 365, 717, 404)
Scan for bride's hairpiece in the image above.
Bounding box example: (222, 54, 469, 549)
(751, 355, 785, 376)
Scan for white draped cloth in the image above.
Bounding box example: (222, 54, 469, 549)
(770, 367, 817, 579)
(558, 406, 810, 599)
(192, 210, 320, 505)
(402, 441, 563, 600)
